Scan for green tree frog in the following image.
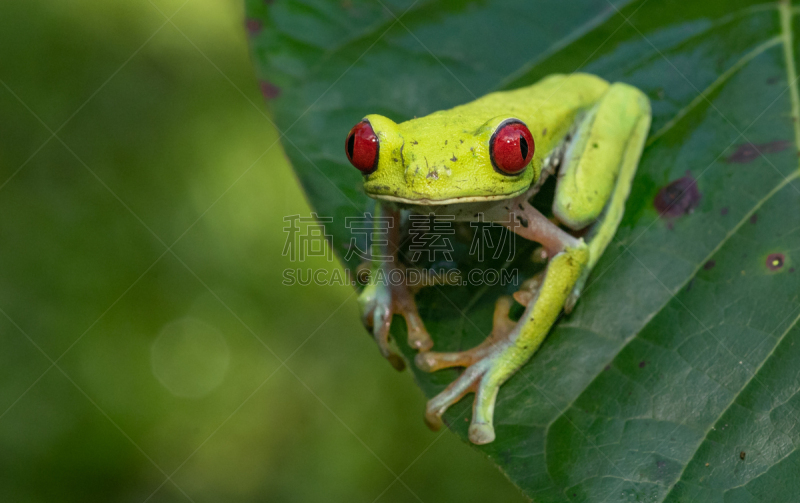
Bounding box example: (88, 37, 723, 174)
(345, 74, 650, 445)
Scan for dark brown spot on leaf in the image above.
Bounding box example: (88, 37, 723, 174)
(766, 253, 785, 271)
(654, 172, 701, 218)
(259, 80, 281, 100)
(750, 214, 758, 224)
(726, 140, 791, 163)
(740, 451, 746, 461)
(767, 76, 780, 84)
(639, 361, 646, 368)
(704, 260, 716, 270)
(245, 18, 263, 35)
(720, 207, 729, 216)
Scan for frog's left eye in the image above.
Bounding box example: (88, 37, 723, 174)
(345, 120, 379, 175)
(490, 120, 535, 175)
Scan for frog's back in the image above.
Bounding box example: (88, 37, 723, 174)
(447, 73, 610, 152)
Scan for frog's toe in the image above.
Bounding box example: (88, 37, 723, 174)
(468, 421, 496, 445)
(361, 290, 406, 371)
(422, 355, 503, 445)
(415, 296, 515, 372)
(512, 272, 545, 307)
(393, 285, 433, 352)
(423, 361, 485, 430)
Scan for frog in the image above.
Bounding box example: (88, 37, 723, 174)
(344, 73, 651, 445)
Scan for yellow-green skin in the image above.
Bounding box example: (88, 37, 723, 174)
(357, 73, 651, 445)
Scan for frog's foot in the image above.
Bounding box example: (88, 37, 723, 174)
(415, 296, 515, 372)
(359, 266, 434, 371)
(511, 271, 545, 307)
(415, 296, 518, 444)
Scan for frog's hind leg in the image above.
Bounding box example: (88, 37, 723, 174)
(552, 82, 651, 312)
(419, 247, 589, 444)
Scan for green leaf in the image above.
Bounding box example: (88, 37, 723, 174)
(246, 0, 800, 500)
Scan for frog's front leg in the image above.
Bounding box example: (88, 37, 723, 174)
(358, 204, 433, 371)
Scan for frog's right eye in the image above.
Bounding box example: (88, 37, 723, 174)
(345, 120, 379, 175)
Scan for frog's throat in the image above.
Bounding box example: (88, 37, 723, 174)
(367, 187, 529, 206)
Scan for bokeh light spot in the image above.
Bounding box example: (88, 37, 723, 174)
(151, 318, 230, 398)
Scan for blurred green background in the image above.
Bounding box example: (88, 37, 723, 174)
(0, 0, 527, 501)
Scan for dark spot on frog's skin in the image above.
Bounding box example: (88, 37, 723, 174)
(766, 253, 785, 271)
(427, 171, 439, 180)
(740, 451, 746, 461)
(460, 139, 464, 144)
(412, 140, 418, 145)
(720, 207, 729, 216)
(392, 158, 398, 162)
(444, 140, 448, 145)
(726, 140, 791, 163)
(750, 214, 758, 224)
(704, 260, 716, 270)
(518, 204, 525, 211)
(654, 172, 701, 218)
(516, 215, 529, 228)
(245, 18, 263, 35)
(542, 128, 547, 136)
(639, 361, 646, 368)
(259, 80, 281, 100)
(451, 155, 457, 162)
(767, 76, 780, 84)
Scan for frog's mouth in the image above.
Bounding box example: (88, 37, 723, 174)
(367, 187, 529, 206)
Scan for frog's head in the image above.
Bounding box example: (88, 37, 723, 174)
(345, 112, 540, 204)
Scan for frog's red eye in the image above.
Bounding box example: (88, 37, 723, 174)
(345, 120, 379, 174)
(490, 120, 534, 175)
